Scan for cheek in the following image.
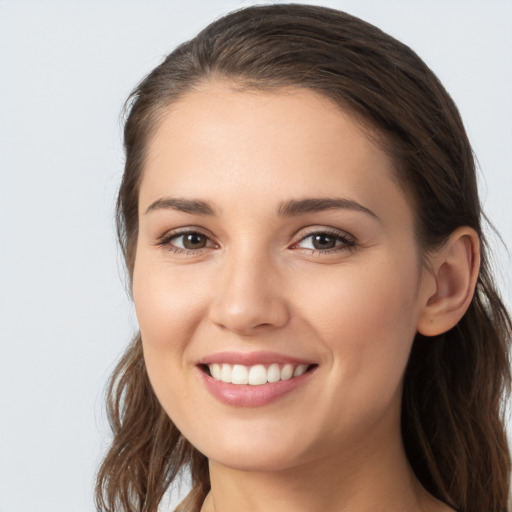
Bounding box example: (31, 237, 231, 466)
(132, 260, 209, 421)
(296, 256, 420, 381)
(289, 259, 421, 439)
(132, 260, 207, 353)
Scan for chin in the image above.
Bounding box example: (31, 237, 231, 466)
(187, 425, 317, 473)
(207, 449, 305, 473)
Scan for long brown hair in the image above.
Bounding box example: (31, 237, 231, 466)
(95, 5, 511, 512)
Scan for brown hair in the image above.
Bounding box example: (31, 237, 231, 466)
(95, 5, 511, 512)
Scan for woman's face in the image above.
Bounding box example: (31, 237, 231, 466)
(133, 83, 432, 472)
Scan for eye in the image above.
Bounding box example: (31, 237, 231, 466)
(157, 230, 216, 254)
(174, 232, 210, 250)
(294, 230, 355, 253)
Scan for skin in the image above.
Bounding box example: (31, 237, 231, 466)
(133, 83, 459, 512)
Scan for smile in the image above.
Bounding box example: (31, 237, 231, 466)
(197, 352, 317, 407)
(206, 363, 310, 385)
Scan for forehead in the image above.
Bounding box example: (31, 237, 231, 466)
(139, 83, 412, 225)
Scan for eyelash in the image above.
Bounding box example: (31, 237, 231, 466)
(293, 228, 356, 254)
(156, 229, 216, 255)
(156, 228, 356, 256)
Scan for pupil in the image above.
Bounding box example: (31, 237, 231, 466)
(313, 234, 335, 250)
(184, 233, 206, 249)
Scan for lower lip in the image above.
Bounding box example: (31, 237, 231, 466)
(198, 367, 315, 407)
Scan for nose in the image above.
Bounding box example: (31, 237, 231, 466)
(208, 250, 290, 336)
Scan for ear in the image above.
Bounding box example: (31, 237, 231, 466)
(417, 227, 480, 337)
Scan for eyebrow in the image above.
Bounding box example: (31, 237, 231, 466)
(145, 197, 215, 215)
(277, 198, 379, 219)
(145, 196, 379, 220)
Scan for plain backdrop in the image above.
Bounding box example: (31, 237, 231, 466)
(0, 1, 511, 511)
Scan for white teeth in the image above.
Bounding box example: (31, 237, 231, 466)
(280, 364, 294, 380)
(248, 364, 267, 385)
(293, 364, 308, 377)
(207, 363, 311, 385)
(231, 364, 248, 384)
(220, 364, 232, 383)
(210, 363, 221, 380)
(267, 363, 281, 383)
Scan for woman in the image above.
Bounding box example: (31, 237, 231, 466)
(95, 4, 511, 512)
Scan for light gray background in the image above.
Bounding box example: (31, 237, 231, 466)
(0, 1, 510, 511)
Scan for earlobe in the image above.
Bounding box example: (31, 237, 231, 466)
(417, 227, 480, 337)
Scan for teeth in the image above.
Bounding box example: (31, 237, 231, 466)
(210, 363, 221, 380)
(231, 364, 248, 385)
(207, 363, 311, 385)
(220, 364, 232, 383)
(248, 364, 267, 385)
(293, 364, 308, 377)
(267, 363, 281, 383)
(281, 363, 294, 380)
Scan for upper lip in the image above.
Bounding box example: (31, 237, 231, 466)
(197, 351, 315, 366)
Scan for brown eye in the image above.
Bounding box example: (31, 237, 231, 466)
(157, 229, 216, 254)
(295, 230, 356, 253)
(311, 234, 337, 250)
(180, 233, 208, 250)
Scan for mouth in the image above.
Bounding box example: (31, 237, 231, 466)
(196, 351, 318, 406)
(199, 362, 317, 386)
